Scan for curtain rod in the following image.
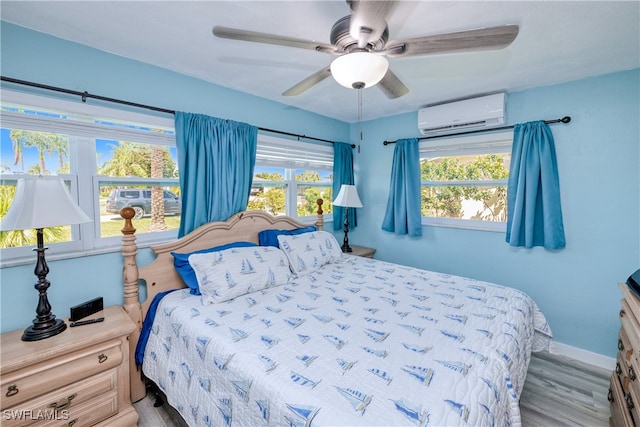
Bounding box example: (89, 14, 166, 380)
(1, 76, 354, 148)
(382, 116, 571, 145)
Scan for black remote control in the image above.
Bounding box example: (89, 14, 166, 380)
(69, 317, 105, 327)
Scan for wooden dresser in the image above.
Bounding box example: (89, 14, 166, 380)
(610, 283, 640, 426)
(0, 306, 138, 427)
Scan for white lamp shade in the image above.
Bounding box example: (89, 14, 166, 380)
(330, 52, 389, 89)
(0, 177, 92, 230)
(333, 184, 363, 208)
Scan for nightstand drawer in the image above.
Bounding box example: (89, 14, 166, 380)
(621, 299, 640, 355)
(36, 391, 118, 427)
(1, 341, 122, 410)
(619, 326, 633, 364)
(2, 369, 118, 427)
(616, 352, 630, 392)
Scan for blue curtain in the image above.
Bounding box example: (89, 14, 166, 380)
(506, 121, 565, 249)
(381, 138, 422, 237)
(332, 141, 356, 231)
(175, 112, 257, 237)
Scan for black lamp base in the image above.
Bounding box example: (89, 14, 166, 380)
(341, 208, 352, 253)
(22, 228, 67, 341)
(22, 318, 67, 341)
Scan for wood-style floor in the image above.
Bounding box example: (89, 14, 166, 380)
(133, 350, 612, 427)
(519, 351, 611, 426)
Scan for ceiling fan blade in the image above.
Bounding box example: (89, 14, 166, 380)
(282, 66, 332, 96)
(213, 26, 337, 54)
(377, 68, 409, 99)
(348, 0, 397, 48)
(384, 24, 519, 58)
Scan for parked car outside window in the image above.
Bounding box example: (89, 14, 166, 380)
(106, 188, 181, 219)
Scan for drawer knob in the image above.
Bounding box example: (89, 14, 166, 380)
(98, 353, 108, 363)
(619, 338, 625, 351)
(5, 384, 18, 397)
(616, 362, 623, 375)
(630, 366, 637, 381)
(63, 419, 77, 427)
(608, 388, 614, 403)
(626, 392, 635, 410)
(49, 393, 76, 410)
(621, 309, 626, 318)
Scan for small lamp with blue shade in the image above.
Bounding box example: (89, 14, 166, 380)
(0, 176, 92, 341)
(332, 184, 363, 253)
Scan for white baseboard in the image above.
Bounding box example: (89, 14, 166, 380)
(549, 341, 615, 371)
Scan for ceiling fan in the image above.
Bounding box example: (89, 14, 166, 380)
(212, 0, 518, 99)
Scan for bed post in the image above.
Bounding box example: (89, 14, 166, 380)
(316, 198, 324, 231)
(120, 207, 146, 402)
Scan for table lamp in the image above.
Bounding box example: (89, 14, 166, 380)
(0, 176, 92, 341)
(333, 184, 363, 253)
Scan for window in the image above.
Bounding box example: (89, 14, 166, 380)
(249, 135, 333, 219)
(420, 131, 513, 231)
(0, 91, 334, 264)
(95, 138, 180, 240)
(0, 90, 178, 263)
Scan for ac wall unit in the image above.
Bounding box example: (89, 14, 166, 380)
(418, 93, 506, 136)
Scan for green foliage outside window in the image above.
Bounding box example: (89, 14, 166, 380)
(421, 154, 509, 221)
(297, 186, 333, 217)
(295, 170, 332, 217)
(247, 172, 286, 215)
(98, 142, 178, 234)
(98, 141, 177, 179)
(247, 171, 333, 217)
(9, 129, 69, 175)
(1, 130, 71, 248)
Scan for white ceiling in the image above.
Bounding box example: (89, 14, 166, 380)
(2, 1, 639, 123)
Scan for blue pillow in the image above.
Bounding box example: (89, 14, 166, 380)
(172, 241, 257, 295)
(258, 226, 317, 248)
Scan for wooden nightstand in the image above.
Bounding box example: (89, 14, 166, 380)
(348, 245, 376, 258)
(1, 305, 138, 427)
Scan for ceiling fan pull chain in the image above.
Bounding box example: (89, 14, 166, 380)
(358, 87, 362, 154)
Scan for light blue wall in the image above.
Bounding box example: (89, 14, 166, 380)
(0, 23, 350, 138)
(350, 69, 640, 357)
(2, 23, 639, 358)
(0, 22, 349, 333)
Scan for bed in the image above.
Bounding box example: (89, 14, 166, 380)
(119, 200, 552, 427)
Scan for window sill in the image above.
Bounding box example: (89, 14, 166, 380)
(1, 217, 335, 268)
(421, 217, 506, 233)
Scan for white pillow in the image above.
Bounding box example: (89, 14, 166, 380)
(277, 231, 343, 276)
(189, 246, 291, 304)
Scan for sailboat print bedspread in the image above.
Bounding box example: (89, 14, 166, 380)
(141, 255, 552, 427)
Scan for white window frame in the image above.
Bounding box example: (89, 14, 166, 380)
(254, 135, 333, 221)
(420, 130, 513, 232)
(0, 89, 178, 266)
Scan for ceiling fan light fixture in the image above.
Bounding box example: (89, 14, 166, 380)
(330, 52, 389, 89)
